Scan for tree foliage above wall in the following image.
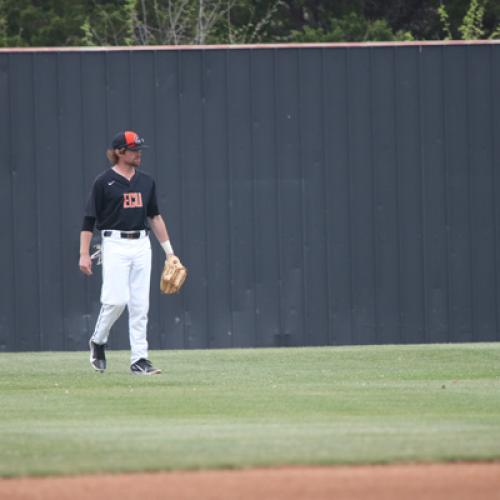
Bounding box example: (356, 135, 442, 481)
(0, 0, 498, 47)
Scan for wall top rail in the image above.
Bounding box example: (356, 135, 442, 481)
(0, 39, 499, 54)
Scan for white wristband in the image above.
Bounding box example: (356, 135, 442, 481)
(161, 240, 174, 256)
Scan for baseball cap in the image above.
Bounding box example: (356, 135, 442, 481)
(111, 130, 148, 151)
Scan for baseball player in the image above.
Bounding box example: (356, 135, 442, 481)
(79, 130, 175, 375)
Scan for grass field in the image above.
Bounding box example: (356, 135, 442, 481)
(0, 343, 499, 477)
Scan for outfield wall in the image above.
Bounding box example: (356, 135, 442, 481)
(1, 41, 499, 350)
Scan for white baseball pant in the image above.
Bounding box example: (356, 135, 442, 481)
(91, 230, 152, 364)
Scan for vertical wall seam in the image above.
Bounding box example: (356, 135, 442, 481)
(392, 47, 403, 343)
(368, 47, 378, 344)
(6, 55, 17, 350)
(10, 58, 22, 349)
(144, 56, 158, 238)
(55, 53, 67, 350)
(273, 48, 284, 342)
(417, 47, 428, 343)
(464, 46, 474, 340)
(176, 51, 187, 349)
(31, 54, 42, 350)
(320, 48, 332, 345)
(224, 50, 235, 347)
(488, 45, 499, 339)
(296, 49, 307, 346)
(9, 54, 20, 350)
(248, 50, 258, 346)
(128, 51, 133, 125)
(345, 49, 355, 344)
(440, 46, 452, 343)
(78, 53, 87, 348)
(75, 53, 84, 349)
(80, 52, 91, 342)
(200, 51, 210, 348)
(152, 50, 163, 346)
(104, 52, 110, 140)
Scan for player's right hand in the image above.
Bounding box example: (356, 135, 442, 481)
(79, 254, 93, 276)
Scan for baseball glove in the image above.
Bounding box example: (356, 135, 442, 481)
(160, 255, 187, 294)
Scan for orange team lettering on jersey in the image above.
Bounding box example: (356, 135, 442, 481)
(123, 192, 143, 208)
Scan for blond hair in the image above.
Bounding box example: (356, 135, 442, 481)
(106, 148, 120, 165)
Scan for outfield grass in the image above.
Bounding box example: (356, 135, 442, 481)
(0, 343, 499, 477)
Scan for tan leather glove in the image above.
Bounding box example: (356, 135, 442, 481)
(160, 255, 188, 294)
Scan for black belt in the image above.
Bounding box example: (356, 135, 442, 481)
(103, 230, 142, 239)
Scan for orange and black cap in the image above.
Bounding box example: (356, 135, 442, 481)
(111, 130, 148, 151)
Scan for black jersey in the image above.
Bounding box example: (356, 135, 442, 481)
(83, 168, 160, 231)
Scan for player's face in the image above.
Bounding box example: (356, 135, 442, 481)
(123, 149, 142, 168)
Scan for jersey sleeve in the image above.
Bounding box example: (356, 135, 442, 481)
(81, 216, 96, 232)
(84, 178, 100, 218)
(82, 176, 103, 230)
(147, 180, 160, 218)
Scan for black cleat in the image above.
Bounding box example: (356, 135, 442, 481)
(89, 340, 106, 372)
(130, 358, 161, 375)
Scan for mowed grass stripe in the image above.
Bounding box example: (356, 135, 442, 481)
(0, 343, 499, 477)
